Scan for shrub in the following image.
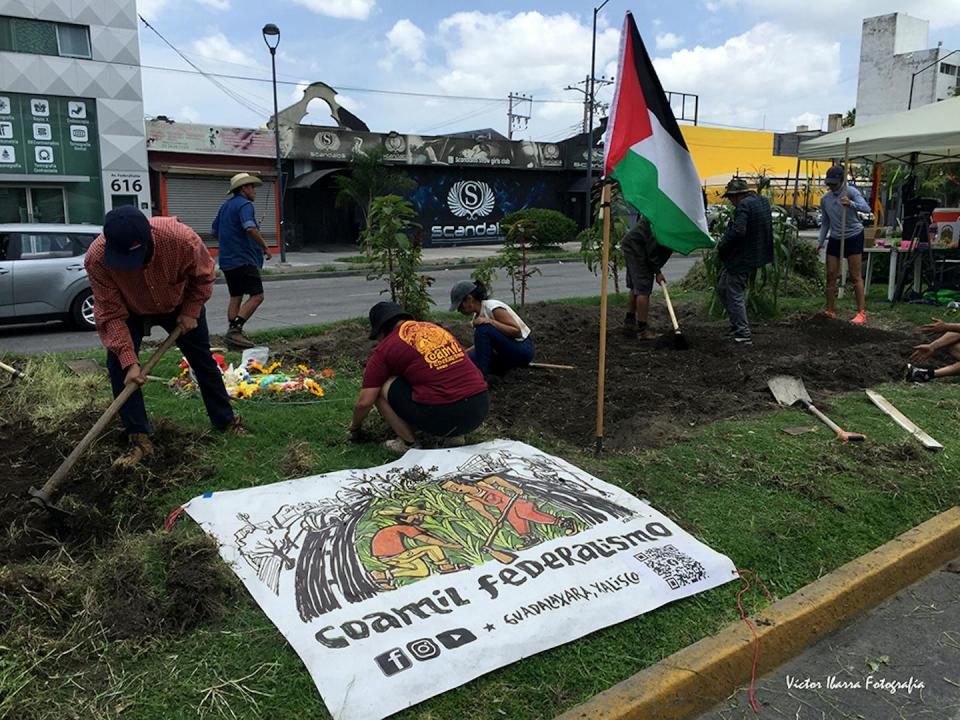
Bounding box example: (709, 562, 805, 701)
(501, 208, 577, 248)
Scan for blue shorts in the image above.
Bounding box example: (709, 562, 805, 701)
(826, 230, 864, 258)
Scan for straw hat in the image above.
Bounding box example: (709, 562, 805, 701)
(228, 172, 263, 194)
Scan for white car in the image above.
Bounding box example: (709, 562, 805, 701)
(0, 223, 102, 330)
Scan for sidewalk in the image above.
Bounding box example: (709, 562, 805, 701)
(697, 561, 960, 719)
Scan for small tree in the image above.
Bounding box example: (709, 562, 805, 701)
(470, 257, 497, 296)
(362, 195, 434, 319)
(497, 220, 540, 307)
(335, 146, 417, 232)
(579, 182, 631, 293)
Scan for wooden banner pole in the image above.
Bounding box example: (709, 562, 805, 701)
(595, 181, 612, 454)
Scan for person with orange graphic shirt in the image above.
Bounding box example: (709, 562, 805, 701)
(441, 475, 575, 549)
(368, 505, 466, 591)
(348, 302, 489, 455)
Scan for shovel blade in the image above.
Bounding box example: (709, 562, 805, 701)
(768, 375, 812, 408)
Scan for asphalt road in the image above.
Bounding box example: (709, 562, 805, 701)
(0, 255, 698, 354)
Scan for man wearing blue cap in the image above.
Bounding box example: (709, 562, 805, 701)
(85, 206, 242, 466)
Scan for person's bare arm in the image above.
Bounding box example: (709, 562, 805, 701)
(922, 318, 960, 335)
(474, 307, 523, 338)
(348, 387, 379, 435)
(491, 476, 522, 495)
(246, 227, 272, 260)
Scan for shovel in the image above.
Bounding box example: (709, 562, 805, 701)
(767, 375, 865, 442)
(29, 327, 183, 516)
(659, 278, 688, 350)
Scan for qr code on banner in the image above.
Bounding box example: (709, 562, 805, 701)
(635, 544, 707, 590)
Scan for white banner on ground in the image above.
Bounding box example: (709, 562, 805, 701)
(184, 440, 736, 720)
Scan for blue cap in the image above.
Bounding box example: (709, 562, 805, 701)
(103, 206, 151, 270)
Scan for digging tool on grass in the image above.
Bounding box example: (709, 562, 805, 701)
(481, 493, 521, 564)
(659, 278, 688, 350)
(0, 360, 25, 379)
(865, 389, 942, 451)
(528, 362, 575, 371)
(28, 327, 183, 515)
(768, 375, 865, 442)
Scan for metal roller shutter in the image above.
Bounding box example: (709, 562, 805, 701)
(163, 174, 278, 249)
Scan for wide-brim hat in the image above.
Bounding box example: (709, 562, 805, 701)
(379, 505, 436, 518)
(103, 205, 151, 270)
(722, 178, 751, 197)
(449, 280, 476, 312)
(228, 172, 263, 194)
(368, 301, 413, 340)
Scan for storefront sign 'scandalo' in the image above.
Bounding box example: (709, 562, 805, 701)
(432, 179, 501, 241)
(182, 440, 737, 720)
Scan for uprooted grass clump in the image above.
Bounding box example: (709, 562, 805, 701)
(0, 356, 109, 430)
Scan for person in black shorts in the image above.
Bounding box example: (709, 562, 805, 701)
(212, 173, 272, 349)
(621, 215, 672, 339)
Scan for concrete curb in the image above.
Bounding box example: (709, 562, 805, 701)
(216, 257, 576, 285)
(555, 506, 960, 720)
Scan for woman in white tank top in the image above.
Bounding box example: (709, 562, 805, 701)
(449, 280, 534, 378)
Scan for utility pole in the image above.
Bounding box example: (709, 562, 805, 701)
(565, 74, 613, 134)
(507, 92, 532, 140)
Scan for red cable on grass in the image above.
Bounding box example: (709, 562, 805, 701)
(164, 505, 186, 533)
(736, 569, 774, 714)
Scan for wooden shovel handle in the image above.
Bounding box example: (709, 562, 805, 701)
(0, 360, 24, 379)
(660, 280, 681, 333)
(803, 401, 865, 442)
(31, 327, 183, 505)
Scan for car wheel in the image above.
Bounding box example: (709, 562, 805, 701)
(71, 289, 96, 330)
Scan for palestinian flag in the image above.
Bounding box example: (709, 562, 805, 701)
(603, 12, 712, 254)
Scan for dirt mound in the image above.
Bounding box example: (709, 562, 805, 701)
(293, 302, 918, 451)
(0, 417, 211, 563)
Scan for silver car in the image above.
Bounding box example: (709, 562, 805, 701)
(0, 223, 102, 330)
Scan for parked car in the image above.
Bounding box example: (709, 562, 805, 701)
(0, 223, 102, 330)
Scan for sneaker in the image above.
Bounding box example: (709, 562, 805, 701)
(225, 327, 255, 349)
(733, 335, 753, 346)
(905, 363, 934, 383)
(384, 437, 420, 455)
(851, 311, 867, 325)
(820, 310, 837, 320)
(113, 433, 154, 468)
(637, 328, 658, 341)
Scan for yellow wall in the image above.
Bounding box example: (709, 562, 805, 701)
(680, 125, 831, 205)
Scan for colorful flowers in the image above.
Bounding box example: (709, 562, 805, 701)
(172, 354, 335, 402)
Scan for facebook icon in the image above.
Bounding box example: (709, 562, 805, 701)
(374, 647, 412, 677)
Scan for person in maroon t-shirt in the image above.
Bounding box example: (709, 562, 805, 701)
(348, 302, 489, 455)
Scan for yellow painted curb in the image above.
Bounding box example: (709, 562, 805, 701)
(556, 506, 960, 720)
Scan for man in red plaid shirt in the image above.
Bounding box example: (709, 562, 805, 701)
(85, 206, 243, 466)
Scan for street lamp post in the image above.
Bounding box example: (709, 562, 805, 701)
(585, 0, 611, 223)
(262, 23, 286, 264)
(908, 48, 960, 110)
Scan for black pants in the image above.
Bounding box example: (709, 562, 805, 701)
(106, 307, 234, 435)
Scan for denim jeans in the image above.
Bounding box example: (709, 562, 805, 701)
(717, 268, 751, 338)
(105, 307, 234, 435)
(468, 324, 534, 376)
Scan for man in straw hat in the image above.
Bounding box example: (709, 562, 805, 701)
(85, 206, 243, 467)
(213, 172, 272, 349)
(368, 504, 467, 590)
(715, 177, 774, 346)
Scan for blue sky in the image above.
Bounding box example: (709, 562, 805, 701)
(136, 0, 960, 138)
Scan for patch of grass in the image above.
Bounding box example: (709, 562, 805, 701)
(0, 355, 109, 429)
(4, 298, 960, 720)
(335, 255, 369, 264)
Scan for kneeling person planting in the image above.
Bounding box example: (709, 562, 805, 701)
(213, 172, 272, 350)
(907, 317, 960, 381)
(85, 207, 243, 467)
(349, 302, 489, 455)
(449, 280, 534, 377)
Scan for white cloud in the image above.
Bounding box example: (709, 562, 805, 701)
(197, 0, 231, 9)
(789, 112, 823, 131)
(379, 19, 427, 71)
(293, 0, 375, 20)
(652, 23, 841, 128)
(655, 32, 684, 50)
(178, 105, 201, 123)
(137, 0, 169, 19)
(708, 0, 959, 31)
(190, 32, 260, 69)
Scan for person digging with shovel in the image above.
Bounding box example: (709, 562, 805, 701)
(818, 165, 871, 325)
(621, 214, 672, 339)
(906, 317, 960, 381)
(85, 206, 244, 467)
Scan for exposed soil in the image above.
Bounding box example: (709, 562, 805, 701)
(0, 416, 211, 563)
(291, 302, 920, 451)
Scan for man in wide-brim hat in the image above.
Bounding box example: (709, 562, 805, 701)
(368, 503, 465, 589)
(212, 172, 272, 349)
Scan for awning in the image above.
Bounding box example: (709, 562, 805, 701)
(798, 97, 960, 165)
(287, 167, 342, 189)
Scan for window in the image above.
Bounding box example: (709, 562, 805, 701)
(941, 63, 959, 77)
(19, 233, 75, 259)
(0, 16, 90, 59)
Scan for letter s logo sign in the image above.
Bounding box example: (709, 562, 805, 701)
(448, 180, 495, 219)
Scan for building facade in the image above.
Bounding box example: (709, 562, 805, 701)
(856, 13, 959, 125)
(0, 0, 149, 225)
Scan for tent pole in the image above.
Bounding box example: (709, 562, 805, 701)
(595, 181, 612, 455)
(838, 138, 851, 299)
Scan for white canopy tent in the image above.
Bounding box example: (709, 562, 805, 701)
(798, 97, 960, 165)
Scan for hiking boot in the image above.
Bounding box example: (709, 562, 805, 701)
(637, 327, 658, 341)
(114, 433, 154, 468)
(220, 416, 248, 435)
(384, 437, 420, 455)
(225, 327, 255, 349)
(851, 311, 867, 325)
(905, 363, 934, 382)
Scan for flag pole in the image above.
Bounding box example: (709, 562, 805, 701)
(595, 180, 612, 454)
(838, 137, 851, 298)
